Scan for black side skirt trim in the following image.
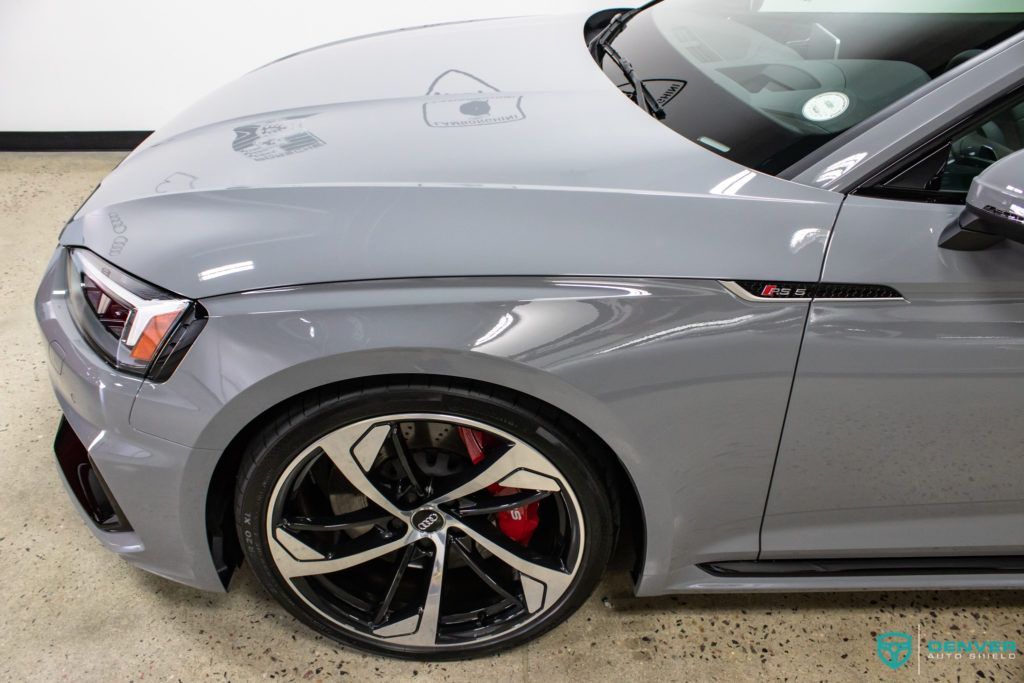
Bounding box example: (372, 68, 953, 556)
(700, 557, 1024, 577)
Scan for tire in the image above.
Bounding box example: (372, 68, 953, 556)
(234, 380, 615, 660)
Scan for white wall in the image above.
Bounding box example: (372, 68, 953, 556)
(0, 0, 609, 132)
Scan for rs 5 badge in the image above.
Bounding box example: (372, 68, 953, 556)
(759, 284, 808, 298)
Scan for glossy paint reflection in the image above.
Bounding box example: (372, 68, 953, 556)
(762, 194, 1024, 559)
(132, 276, 810, 593)
(62, 13, 840, 299)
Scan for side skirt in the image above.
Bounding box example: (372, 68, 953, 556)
(701, 556, 1024, 577)
(641, 560, 1024, 595)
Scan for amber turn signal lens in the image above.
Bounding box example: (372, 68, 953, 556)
(129, 311, 181, 361)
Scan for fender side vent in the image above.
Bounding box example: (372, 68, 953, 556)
(725, 280, 904, 302)
(812, 283, 903, 299)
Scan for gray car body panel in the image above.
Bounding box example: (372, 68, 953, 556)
(35, 10, 1024, 596)
(55, 12, 840, 595)
(60, 13, 838, 299)
(35, 249, 224, 590)
(129, 276, 808, 595)
(762, 196, 1024, 559)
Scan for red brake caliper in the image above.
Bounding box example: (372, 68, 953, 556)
(457, 426, 540, 546)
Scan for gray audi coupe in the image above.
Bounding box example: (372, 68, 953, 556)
(34, 0, 1024, 659)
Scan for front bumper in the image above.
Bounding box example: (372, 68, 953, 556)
(35, 247, 226, 592)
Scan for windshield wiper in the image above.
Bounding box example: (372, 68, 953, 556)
(601, 42, 665, 120)
(588, 1, 667, 120)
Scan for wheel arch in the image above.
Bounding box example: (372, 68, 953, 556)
(205, 370, 648, 591)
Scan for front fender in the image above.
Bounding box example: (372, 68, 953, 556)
(130, 276, 807, 594)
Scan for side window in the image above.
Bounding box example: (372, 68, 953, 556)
(867, 91, 1024, 202)
(941, 99, 1024, 192)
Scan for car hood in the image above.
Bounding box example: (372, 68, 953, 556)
(63, 13, 840, 299)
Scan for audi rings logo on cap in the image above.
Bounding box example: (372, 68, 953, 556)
(412, 509, 444, 533)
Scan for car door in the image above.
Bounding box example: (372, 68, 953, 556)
(761, 91, 1024, 561)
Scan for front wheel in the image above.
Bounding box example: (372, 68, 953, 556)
(234, 383, 615, 659)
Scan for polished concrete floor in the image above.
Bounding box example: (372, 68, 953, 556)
(1, 152, 1023, 682)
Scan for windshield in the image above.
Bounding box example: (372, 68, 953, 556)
(601, 0, 1024, 174)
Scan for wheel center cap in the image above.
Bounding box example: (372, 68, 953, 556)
(412, 508, 444, 533)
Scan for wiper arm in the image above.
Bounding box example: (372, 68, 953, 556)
(588, 1, 667, 120)
(588, 1, 663, 61)
(601, 41, 666, 120)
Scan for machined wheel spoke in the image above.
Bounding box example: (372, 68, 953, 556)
(431, 441, 563, 505)
(271, 527, 412, 579)
(450, 536, 525, 610)
(390, 426, 426, 496)
(414, 536, 447, 646)
(281, 507, 395, 532)
(316, 423, 405, 517)
(375, 535, 448, 645)
(451, 518, 572, 612)
(454, 490, 552, 517)
(374, 543, 419, 625)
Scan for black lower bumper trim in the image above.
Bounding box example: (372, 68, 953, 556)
(54, 417, 132, 532)
(700, 556, 1024, 577)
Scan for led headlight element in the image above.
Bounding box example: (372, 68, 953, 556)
(66, 248, 190, 376)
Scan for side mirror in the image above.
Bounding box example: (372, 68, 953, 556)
(939, 148, 1024, 251)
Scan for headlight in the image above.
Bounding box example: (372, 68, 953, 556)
(65, 248, 201, 378)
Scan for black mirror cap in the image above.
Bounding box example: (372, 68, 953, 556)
(940, 149, 1024, 251)
(940, 208, 1016, 251)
